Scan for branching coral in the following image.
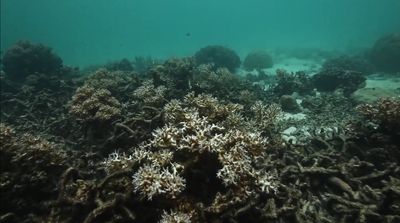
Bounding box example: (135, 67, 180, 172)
(251, 100, 282, 132)
(272, 69, 314, 96)
(101, 93, 280, 221)
(132, 163, 186, 200)
(69, 85, 122, 122)
(159, 210, 192, 223)
(357, 97, 400, 132)
(0, 124, 67, 222)
(133, 80, 168, 106)
(192, 65, 265, 104)
(84, 68, 139, 98)
(150, 58, 194, 94)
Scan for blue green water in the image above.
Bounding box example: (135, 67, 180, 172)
(1, 0, 400, 67)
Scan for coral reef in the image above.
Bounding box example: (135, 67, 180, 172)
(321, 55, 374, 75)
(133, 80, 168, 107)
(150, 58, 194, 96)
(69, 85, 122, 123)
(2, 41, 400, 223)
(192, 64, 266, 105)
(104, 58, 134, 71)
(279, 95, 301, 113)
(272, 69, 314, 96)
(99, 93, 279, 221)
(1, 40, 64, 81)
(370, 33, 400, 73)
(83, 68, 139, 99)
(0, 124, 67, 222)
(357, 97, 400, 133)
(312, 68, 366, 96)
(243, 50, 273, 71)
(132, 56, 161, 74)
(194, 45, 241, 72)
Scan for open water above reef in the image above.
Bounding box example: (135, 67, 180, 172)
(2, 0, 400, 67)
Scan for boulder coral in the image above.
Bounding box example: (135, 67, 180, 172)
(243, 50, 273, 71)
(1, 40, 63, 81)
(194, 45, 241, 72)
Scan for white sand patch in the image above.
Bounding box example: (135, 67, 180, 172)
(365, 76, 400, 90)
(265, 57, 321, 74)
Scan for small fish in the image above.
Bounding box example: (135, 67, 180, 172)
(185, 32, 191, 37)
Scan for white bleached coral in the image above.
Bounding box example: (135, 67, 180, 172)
(132, 163, 185, 200)
(101, 92, 281, 219)
(159, 210, 192, 223)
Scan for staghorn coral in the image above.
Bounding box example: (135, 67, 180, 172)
(101, 93, 280, 221)
(192, 65, 265, 104)
(357, 97, 400, 132)
(159, 210, 192, 223)
(133, 80, 168, 106)
(251, 100, 282, 132)
(0, 124, 67, 222)
(84, 68, 139, 98)
(272, 69, 314, 96)
(150, 57, 194, 95)
(2, 40, 63, 81)
(132, 163, 186, 200)
(194, 45, 241, 72)
(243, 50, 274, 71)
(69, 85, 121, 123)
